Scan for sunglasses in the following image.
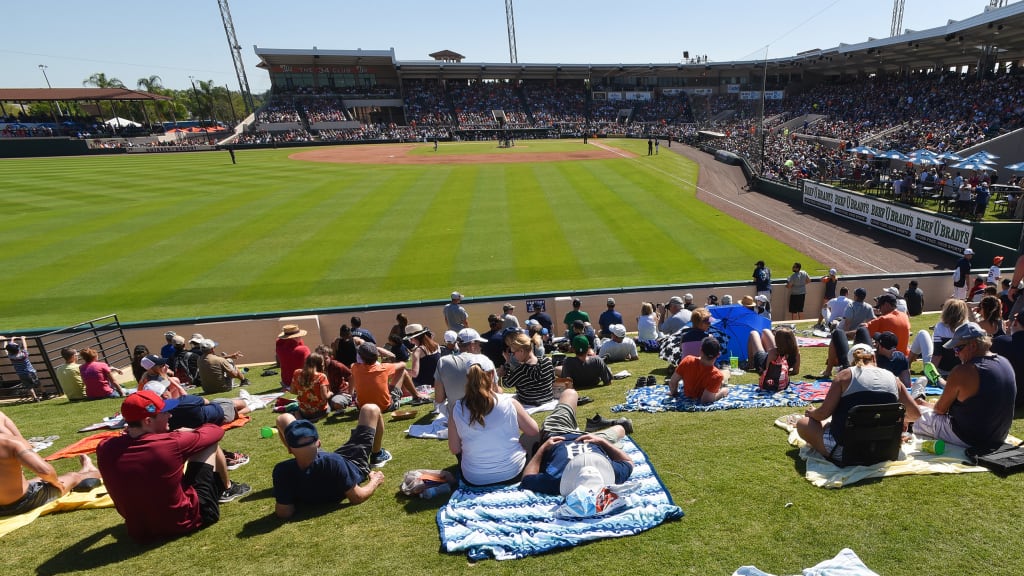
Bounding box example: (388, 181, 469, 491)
(953, 344, 968, 353)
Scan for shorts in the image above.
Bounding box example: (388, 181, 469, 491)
(541, 401, 619, 445)
(335, 424, 376, 480)
(752, 350, 768, 374)
(0, 480, 62, 517)
(789, 294, 806, 314)
(18, 373, 41, 390)
(212, 398, 236, 422)
(182, 461, 223, 526)
(911, 409, 968, 448)
(299, 408, 328, 421)
(821, 424, 843, 462)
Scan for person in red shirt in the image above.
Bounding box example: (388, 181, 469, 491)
(667, 337, 729, 403)
(276, 325, 311, 392)
(96, 390, 251, 542)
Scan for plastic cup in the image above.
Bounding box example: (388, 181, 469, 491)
(730, 356, 739, 369)
(260, 426, 276, 439)
(921, 439, 945, 455)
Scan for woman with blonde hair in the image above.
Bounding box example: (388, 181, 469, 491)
(448, 365, 539, 486)
(502, 332, 555, 407)
(291, 352, 330, 421)
(797, 343, 920, 462)
(636, 302, 661, 351)
(931, 298, 970, 376)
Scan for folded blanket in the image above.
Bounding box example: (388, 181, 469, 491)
(733, 547, 879, 576)
(611, 384, 808, 413)
(0, 483, 114, 539)
(793, 381, 943, 403)
(796, 336, 830, 348)
(437, 437, 682, 561)
(407, 414, 448, 439)
(773, 414, 1006, 488)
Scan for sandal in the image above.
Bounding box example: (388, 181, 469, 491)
(578, 396, 594, 405)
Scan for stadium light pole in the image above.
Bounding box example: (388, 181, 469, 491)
(758, 49, 768, 176)
(38, 64, 63, 117)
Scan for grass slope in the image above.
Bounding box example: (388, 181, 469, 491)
(1, 140, 817, 330)
(2, 315, 1023, 575)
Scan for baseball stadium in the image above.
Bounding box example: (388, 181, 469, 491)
(1, 1, 1024, 574)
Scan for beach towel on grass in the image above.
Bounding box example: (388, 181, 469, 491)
(437, 437, 682, 561)
(0, 483, 113, 539)
(47, 415, 251, 461)
(611, 384, 808, 414)
(773, 414, 1014, 488)
(793, 381, 943, 403)
(796, 336, 830, 348)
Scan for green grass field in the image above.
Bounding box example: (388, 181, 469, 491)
(2, 139, 819, 331)
(2, 314, 1023, 575)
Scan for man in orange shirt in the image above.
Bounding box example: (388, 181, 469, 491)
(667, 337, 729, 403)
(865, 294, 911, 356)
(349, 343, 406, 468)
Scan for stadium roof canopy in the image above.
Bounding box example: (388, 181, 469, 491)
(0, 88, 171, 102)
(253, 2, 1024, 80)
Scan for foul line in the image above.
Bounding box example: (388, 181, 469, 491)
(624, 151, 889, 273)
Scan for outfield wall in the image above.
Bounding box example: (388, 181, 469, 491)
(109, 271, 981, 366)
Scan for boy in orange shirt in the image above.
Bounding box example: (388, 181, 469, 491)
(349, 343, 406, 468)
(667, 337, 729, 403)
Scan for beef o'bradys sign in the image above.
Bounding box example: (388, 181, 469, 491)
(802, 180, 972, 255)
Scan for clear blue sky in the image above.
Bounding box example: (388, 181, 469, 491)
(1, 0, 1002, 94)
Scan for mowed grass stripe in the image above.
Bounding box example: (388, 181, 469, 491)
(452, 165, 516, 292)
(504, 163, 582, 284)
(537, 162, 640, 285)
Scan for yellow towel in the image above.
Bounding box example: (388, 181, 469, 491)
(0, 484, 113, 538)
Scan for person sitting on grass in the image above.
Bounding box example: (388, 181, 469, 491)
(449, 365, 539, 486)
(290, 352, 331, 421)
(271, 408, 386, 520)
(502, 332, 556, 407)
(56, 347, 85, 402)
(349, 343, 404, 468)
(0, 410, 102, 517)
(520, 388, 633, 497)
(316, 345, 353, 412)
(139, 354, 188, 397)
(668, 337, 729, 403)
(79, 347, 127, 399)
(747, 327, 801, 376)
(796, 343, 920, 463)
(97, 390, 251, 543)
(597, 324, 639, 363)
(198, 339, 248, 394)
(557, 335, 611, 389)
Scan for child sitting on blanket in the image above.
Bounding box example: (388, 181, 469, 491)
(667, 337, 729, 403)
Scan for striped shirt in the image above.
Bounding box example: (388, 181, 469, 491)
(502, 356, 554, 407)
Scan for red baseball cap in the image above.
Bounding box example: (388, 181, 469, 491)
(121, 390, 178, 422)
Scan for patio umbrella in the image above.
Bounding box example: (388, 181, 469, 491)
(877, 149, 909, 161)
(909, 149, 938, 158)
(848, 146, 879, 156)
(961, 152, 997, 165)
(709, 304, 771, 363)
(972, 150, 999, 159)
(909, 156, 943, 166)
(936, 151, 963, 162)
(952, 159, 996, 172)
(1003, 162, 1024, 172)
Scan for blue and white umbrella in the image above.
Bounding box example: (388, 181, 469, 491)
(952, 159, 996, 172)
(909, 148, 938, 158)
(936, 151, 963, 162)
(1003, 162, 1024, 172)
(962, 152, 997, 165)
(877, 149, 909, 161)
(848, 145, 880, 156)
(909, 155, 943, 166)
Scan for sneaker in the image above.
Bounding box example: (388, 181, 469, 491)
(585, 414, 634, 435)
(635, 377, 646, 389)
(410, 396, 432, 406)
(226, 452, 250, 471)
(910, 377, 928, 401)
(219, 481, 251, 503)
(577, 396, 594, 406)
(239, 378, 250, 387)
(647, 375, 658, 386)
(371, 449, 393, 468)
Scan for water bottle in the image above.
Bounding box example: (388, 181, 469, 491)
(419, 483, 452, 499)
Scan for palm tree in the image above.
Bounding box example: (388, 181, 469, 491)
(137, 75, 165, 124)
(83, 73, 126, 124)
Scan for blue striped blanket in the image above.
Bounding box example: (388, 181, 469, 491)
(611, 384, 809, 413)
(437, 437, 682, 561)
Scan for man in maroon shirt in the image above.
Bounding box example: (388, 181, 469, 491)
(97, 390, 251, 542)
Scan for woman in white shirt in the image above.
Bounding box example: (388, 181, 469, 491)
(449, 365, 539, 486)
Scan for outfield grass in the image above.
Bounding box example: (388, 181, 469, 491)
(3, 314, 1023, 575)
(2, 139, 819, 331)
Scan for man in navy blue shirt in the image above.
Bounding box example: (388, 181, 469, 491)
(597, 298, 623, 338)
(521, 389, 633, 496)
(271, 405, 385, 519)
